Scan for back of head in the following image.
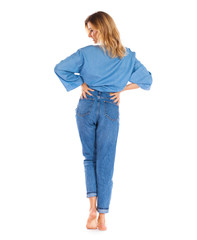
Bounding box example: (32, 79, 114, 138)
(85, 11, 127, 59)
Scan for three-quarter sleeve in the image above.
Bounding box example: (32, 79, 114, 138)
(129, 53, 153, 90)
(54, 49, 84, 92)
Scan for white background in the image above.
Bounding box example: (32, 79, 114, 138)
(0, 0, 197, 239)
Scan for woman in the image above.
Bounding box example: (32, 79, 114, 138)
(54, 11, 153, 231)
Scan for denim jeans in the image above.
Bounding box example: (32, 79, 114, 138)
(75, 90, 120, 213)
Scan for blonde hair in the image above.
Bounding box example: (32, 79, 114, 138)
(85, 11, 127, 59)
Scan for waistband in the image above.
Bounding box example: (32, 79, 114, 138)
(90, 89, 111, 97)
(80, 89, 116, 102)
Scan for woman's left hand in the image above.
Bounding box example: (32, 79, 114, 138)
(81, 82, 95, 99)
(110, 91, 121, 106)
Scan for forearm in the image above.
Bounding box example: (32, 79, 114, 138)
(121, 83, 140, 92)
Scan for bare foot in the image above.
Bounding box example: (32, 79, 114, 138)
(86, 208, 97, 230)
(97, 215, 107, 231)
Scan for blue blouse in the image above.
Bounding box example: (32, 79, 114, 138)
(54, 45, 153, 92)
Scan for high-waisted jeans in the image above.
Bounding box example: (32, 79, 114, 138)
(75, 90, 120, 213)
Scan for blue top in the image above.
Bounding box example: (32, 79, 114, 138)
(54, 45, 153, 92)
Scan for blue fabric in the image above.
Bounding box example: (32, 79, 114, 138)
(75, 90, 120, 213)
(54, 45, 153, 92)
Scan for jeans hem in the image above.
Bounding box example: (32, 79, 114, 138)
(96, 207, 109, 213)
(87, 192, 97, 198)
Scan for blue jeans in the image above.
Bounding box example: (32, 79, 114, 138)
(75, 90, 120, 213)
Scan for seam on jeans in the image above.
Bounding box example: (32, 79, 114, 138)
(104, 100, 119, 106)
(96, 207, 109, 213)
(97, 99, 100, 122)
(97, 207, 109, 210)
(76, 99, 95, 117)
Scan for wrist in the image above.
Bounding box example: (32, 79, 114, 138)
(121, 87, 127, 92)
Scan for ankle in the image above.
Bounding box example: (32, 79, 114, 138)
(89, 207, 97, 212)
(98, 214, 105, 220)
(99, 213, 105, 216)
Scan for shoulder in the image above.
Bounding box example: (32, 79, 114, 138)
(78, 45, 99, 53)
(76, 45, 106, 59)
(68, 45, 96, 59)
(125, 47, 136, 58)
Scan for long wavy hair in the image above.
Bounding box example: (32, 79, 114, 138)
(85, 11, 127, 59)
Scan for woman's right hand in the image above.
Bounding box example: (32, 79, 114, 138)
(81, 82, 95, 99)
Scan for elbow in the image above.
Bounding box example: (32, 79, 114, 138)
(141, 75, 153, 90)
(146, 72, 153, 90)
(54, 64, 59, 74)
(149, 73, 153, 87)
(54, 64, 63, 77)
(140, 84, 151, 90)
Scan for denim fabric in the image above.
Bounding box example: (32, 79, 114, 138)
(75, 89, 120, 213)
